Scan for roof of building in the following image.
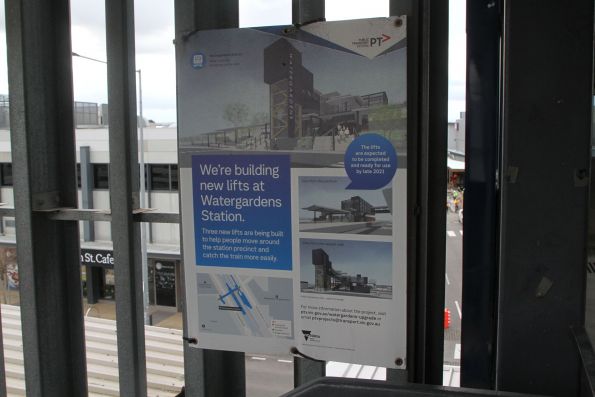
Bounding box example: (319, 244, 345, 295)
(302, 205, 350, 215)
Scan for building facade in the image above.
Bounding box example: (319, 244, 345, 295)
(0, 125, 183, 313)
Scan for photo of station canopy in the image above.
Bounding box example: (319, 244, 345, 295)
(299, 239, 392, 299)
(178, 26, 406, 168)
(299, 176, 392, 235)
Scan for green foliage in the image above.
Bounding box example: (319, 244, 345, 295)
(367, 103, 407, 150)
(223, 102, 250, 127)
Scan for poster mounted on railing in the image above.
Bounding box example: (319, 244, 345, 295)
(178, 16, 408, 369)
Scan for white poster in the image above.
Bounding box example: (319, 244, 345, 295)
(178, 16, 408, 368)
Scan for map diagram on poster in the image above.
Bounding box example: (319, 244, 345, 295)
(197, 274, 293, 338)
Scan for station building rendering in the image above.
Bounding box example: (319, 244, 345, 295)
(0, 102, 183, 312)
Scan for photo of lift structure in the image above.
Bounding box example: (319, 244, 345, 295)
(299, 239, 392, 299)
(299, 176, 393, 235)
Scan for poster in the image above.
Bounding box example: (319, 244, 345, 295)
(179, 16, 407, 368)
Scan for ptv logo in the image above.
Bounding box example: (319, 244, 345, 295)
(370, 34, 391, 47)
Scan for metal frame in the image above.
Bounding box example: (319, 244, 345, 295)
(1, 0, 447, 395)
(291, 0, 328, 388)
(496, 0, 593, 395)
(174, 1, 245, 396)
(389, 0, 448, 386)
(461, 0, 502, 389)
(5, 0, 88, 395)
(105, 0, 149, 395)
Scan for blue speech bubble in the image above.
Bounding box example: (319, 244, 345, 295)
(344, 133, 397, 190)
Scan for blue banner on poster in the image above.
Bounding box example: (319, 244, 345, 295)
(192, 154, 292, 270)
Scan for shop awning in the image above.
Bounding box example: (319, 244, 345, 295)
(447, 157, 465, 172)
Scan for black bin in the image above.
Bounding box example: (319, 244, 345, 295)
(282, 377, 546, 397)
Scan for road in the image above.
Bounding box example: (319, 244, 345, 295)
(246, 353, 294, 397)
(444, 210, 463, 366)
(244, 211, 463, 395)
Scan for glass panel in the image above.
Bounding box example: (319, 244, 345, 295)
(154, 260, 176, 307)
(76, 163, 81, 188)
(150, 164, 170, 190)
(443, 0, 466, 387)
(0, 246, 19, 303)
(103, 268, 115, 300)
(148, 261, 156, 305)
(170, 164, 178, 191)
(1, 163, 13, 186)
(93, 164, 109, 189)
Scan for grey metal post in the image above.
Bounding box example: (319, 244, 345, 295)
(292, 0, 326, 387)
(0, 303, 5, 396)
(460, 0, 501, 388)
(497, 1, 593, 395)
(80, 146, 95, 241)
(105, 0, 148, 395)
(174, 1, 244, 396)
(389, 0, 448, 386)
(5, 0, 88, 395)
(292, 0, 324, 25)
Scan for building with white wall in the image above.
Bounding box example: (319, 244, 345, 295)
(447, 111, 466, 153)
(0, 126, 184, 314)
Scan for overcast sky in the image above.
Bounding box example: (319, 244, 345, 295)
(0, 0, 465, 123)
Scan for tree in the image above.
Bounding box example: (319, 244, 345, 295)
(222, 102, 249, 127)
(250, 111, 268, 126)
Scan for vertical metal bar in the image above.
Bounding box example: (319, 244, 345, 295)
(390, 0, 448, 385)
(0, 306, 5, 396)
(5, 0, 87, 395)
(389, 0, 415, 385)
(81, 146, 95, 241)
(460, 0, 501, 389)
(105, 0, 148, 395)
(497, 0, 593, 395)
(174, 1, 242, 396)
(417, 0, 448, 385)
(390, 0, 419, 385)
(291, 0, 326, 387)
(292, 0, 324, 25)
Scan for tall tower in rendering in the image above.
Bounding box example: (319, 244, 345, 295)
(263, 38, 319, 142)
(312, 248, 332, 291)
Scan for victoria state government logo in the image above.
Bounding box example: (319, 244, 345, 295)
(301, 330, 321, 343)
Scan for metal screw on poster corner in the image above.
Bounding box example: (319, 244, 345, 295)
(72, 52, 151, 325)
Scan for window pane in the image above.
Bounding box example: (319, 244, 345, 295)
(170, 164, 178, 191)
(76, 163, 81, 188)
(150, 164, 170, 190)
(1, 163, 13, 186)
(93, 164, 109, 189)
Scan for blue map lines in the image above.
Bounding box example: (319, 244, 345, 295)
(218, 276, 253, 315)
(197, 273, 293, 339)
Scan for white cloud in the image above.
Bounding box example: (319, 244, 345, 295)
(325, 0, 389, 21)
(0, 0, 466, 123)
(449, 0, 466, 121)
(240, 0, 291, 27)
